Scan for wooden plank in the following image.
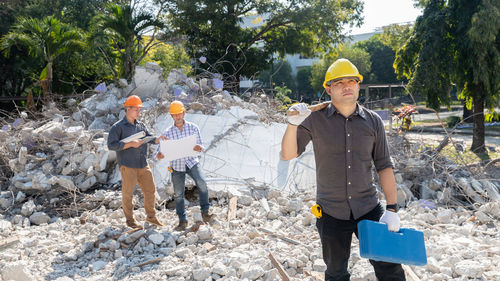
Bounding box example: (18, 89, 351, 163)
(402, 265, 421, 281)
(286, 101, 330, 116)
(202, 242, 216, 252)
(179, 221, 203, 237)
(303, 270, 324, 281)
(136, 257, 163, 267)
(269, 251, 291, 281)
(259, 228, 301, 245)
(0, 237, 19, 251)
(227, 196, 238, 221)
(112, 228, 143, 240)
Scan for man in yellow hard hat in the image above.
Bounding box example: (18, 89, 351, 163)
(156, 100, 214, 231)
(107, 95, 165, 229)
(281, 59, 405, 280)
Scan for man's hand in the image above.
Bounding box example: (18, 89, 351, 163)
(155, 135, 169, 144)
(156, 152, 165, 160)
(286, 103, 311, 126)
(379, 210, 400, 232)
(193, 144, 204, 152)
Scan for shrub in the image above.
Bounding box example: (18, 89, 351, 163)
(446, 116, 461, 128)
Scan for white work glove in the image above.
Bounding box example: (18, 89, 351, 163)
(287, 103, 311, 126)
(379, 210, 400, 232)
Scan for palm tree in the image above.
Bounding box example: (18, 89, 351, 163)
(1, 16, 85, 102)
(92, 2, 165, 81)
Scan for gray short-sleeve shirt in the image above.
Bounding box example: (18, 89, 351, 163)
(297, 103, 393, 220)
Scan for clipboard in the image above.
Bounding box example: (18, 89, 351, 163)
(358, 220, 427, 266)
(140, 136, 157, 143)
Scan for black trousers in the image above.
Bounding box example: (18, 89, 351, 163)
(316, 203, 406, 281)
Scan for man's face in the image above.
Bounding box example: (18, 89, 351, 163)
(126, 106, 141, 120)
(171, 111, 185, 125)
(325, 78, 360, 105)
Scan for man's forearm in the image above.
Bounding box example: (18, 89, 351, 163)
(281, 124, 299, 160)
(378, 167, 398, 205)
(122, 142, 135, 150)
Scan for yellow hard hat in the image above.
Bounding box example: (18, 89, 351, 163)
(323, 58, 363, 89)
(123, 95, 143, 107)
(169, 100, 185, 114)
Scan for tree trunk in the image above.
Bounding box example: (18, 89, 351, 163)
(124, 45, 135, 81)
(40, 79, 50, 103)
(471, 90, 486, 153)
(41, 61, 53, 103)
(26, 90, 35, 111)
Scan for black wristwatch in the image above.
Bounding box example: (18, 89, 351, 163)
(386, 204, 399, 212)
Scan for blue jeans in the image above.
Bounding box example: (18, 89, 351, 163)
(171, 164, 210, 222)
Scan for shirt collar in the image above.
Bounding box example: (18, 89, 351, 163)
(121, 117, 137, 126)
(326, 103, 367, 120)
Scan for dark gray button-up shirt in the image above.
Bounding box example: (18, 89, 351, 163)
(297, 103, 393, 220)
(107, 117, 155, 169)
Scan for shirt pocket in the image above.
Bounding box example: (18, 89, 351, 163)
(352, 134, 375, 161)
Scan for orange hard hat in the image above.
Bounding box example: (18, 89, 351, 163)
(169, 100, 185, 114)
(123, 95, 143, 108)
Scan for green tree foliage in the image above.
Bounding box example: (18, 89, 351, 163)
(0, 0, 33, 98)
(379, 23, 414, 52)
(0, 0, 112, 98)
(91, 2, 165, 81)
(258, 60, 296, 93)
(394, 0, 453, 110)
(413, 0, 431, 9)
(355, 35, 398, 84)
(141, 42, 192, 77)
(19, 0, 113, 30)
(157, 0, 364, 93)
(1, 16, 85, 101)
(310, 46, 371, 94)
(296, 67, 315, 103)
(275, 85, 293, 111)
(395, 0, 500, 153)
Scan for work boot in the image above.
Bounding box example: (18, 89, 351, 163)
(202, 212, 215, 223)
(146, 217, 164, 227)
(126, 219, 143, 229)
(174, 221, 188, 231)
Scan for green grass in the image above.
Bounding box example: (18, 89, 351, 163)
(440, 146, 499, 164)
(417, 144, 499, 165)
(412, 120, 446, 125)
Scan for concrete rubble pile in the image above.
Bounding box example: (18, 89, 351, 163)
(386, 135, 500, 210)
(1, 189, 499, 280)
(0, 63, 499, 280)
(0, 63, 285, 215)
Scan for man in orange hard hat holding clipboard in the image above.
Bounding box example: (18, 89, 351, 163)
(108, 95, 164, 229)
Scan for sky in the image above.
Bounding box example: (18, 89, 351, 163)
(350, 0, 423, 34)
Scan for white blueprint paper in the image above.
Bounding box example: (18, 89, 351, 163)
(159, 134, 199, 162)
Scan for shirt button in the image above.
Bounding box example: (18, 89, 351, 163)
(348, 182, 351, 185)
(347, 134, 350, 137)
(348, 165, 351, 169)
(347, 150, 351, 153)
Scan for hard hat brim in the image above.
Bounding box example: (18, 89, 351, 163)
(324, 76, 362, 88)
(169, 109, 185, 114)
